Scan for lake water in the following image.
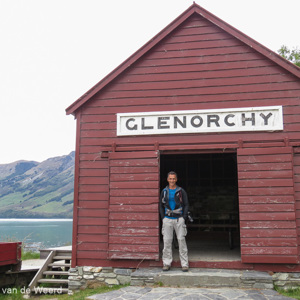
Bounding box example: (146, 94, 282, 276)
(0, 219, 72, 252)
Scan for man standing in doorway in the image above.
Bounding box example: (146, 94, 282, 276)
(159, 171, 189, 272)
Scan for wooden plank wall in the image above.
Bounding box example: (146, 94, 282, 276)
(294, 148, 300, 257)
(76, 153, 109, 266)
(238, 147, 298, 264)
(75, 13, 300, 266)
(108, 151, 159, 260)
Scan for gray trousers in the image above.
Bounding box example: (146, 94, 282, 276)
(162, 217, 189, 267)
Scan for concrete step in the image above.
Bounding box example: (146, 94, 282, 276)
(130, 268, 274, 289)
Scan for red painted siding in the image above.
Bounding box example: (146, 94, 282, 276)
(294, 148, 300, 258)
(71, 10, 300, 267)
(73, 148, 110, 266)
(0, 242, 21, 266)
(108, 151, 160, 260)
(238, 147, 298, 264)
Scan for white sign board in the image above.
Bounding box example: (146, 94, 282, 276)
(117, 106, 283, 136)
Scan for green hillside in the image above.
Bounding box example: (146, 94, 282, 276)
(0, 152, 74, 218)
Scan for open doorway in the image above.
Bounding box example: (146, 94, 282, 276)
(160, 152, 240, 262)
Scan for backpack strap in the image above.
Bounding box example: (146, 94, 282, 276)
(178, 190, 182, 204)
(162, 189, 167, 204)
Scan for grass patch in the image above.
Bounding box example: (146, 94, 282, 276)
(0, 193, 24, 207)
(275, 287, 300, 299)
(22, 250, 40, 260)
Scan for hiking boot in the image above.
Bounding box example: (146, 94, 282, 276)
(162, 265, 170, 271)
(182, 267, 189, 272)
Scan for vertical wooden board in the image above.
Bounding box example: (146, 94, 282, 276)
(108, 151, 160, 260)
(237, 147, 299, 264)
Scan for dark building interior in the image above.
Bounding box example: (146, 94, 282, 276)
(160, 152, 240, 261)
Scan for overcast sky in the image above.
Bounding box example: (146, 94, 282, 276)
(1, 0, 299, 164)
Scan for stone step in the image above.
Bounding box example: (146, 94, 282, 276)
(130, 268, 274, 289)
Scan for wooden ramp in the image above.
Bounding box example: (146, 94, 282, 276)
(28, 248, 71, 295)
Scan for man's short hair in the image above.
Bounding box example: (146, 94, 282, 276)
(167, 171, 177, 178)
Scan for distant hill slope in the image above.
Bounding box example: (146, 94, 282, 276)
(0, 152, 75, 218)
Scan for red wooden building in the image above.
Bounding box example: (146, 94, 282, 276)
(66, 3, 300, 271)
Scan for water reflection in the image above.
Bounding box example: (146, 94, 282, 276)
(0, 219, 72, 251)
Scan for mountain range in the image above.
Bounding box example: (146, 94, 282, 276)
(0, 152, 75, 218)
